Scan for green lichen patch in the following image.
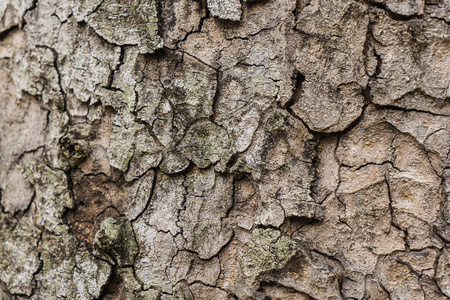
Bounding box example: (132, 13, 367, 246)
(241, 228, 297, 281)
(23, 161, 74, 233)
(94, 217, 139, 266)
(172, 70, 216, 110)
(177, 120, 232, 169)
(135, 288, 162, 300)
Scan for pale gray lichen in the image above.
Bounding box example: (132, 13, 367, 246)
(57, 20, 122, 104)
(82, 0, 162, 54)
(132, 225, 178, 292)
(207, 0, 242, 21)
(35, 232, 112, 299)
(0, 213, 40, 296)
(11, 47, 64, 108)
(72, 244, 113, 299)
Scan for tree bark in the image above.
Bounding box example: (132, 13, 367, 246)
(1, 0, 450, 299)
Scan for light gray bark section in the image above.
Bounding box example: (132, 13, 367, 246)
(1, 0, 450, 299)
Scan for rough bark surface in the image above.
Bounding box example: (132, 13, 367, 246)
(1, 0, 450, 299)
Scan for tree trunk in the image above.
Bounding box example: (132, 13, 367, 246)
(1, 0, 450, 299)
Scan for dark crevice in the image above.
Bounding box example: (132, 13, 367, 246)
(308, 136, 321, 203)
(0, 189, 4, 214)
(373, 48, 382, 77)
(211, 69, 221, 122)
(0, 25, 19, 41)
(96, 264, 118, 300)
(284, 71, 305, 111)
(16, 146, 45, 163)
(105, 46, 125, 90)
(245, 0, 271, 10)
(350, 160, 401, 172)
(225, 152, 242, 172)
(433, 223, 450, 244)
(155, 0, 164, 42)
(64, 169, 75, 209)
(281, 103, 314, 134)
(132, 82, 139, 115)
(310, 249, 345, 271)
(394, 257, 422, 278)
(224, 175, 238, 220)
(256, 223, 281, 230)
(97, 205, 123, 219)
(374, 102, 450, 117)
(293, 0, 306, 22)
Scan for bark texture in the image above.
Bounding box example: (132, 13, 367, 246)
(1, 0, 450, 299)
